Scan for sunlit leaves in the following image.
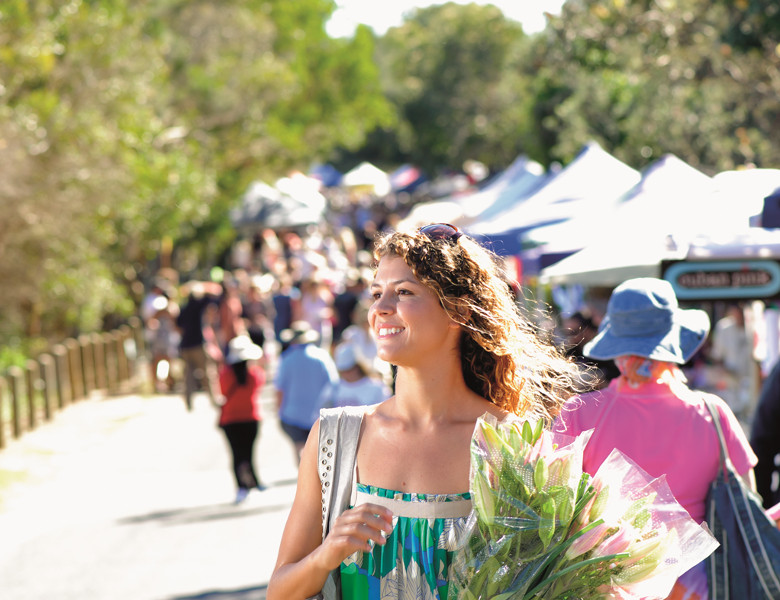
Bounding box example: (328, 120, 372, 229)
(526, 0, 780, 169)
(0, 0, 392, 344)
(376, 3, 529, 171)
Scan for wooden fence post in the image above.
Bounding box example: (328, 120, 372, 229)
(126, 318, 144, 390)
(105, 332, 118, 395)
(118, 325, 131, 384)
(52, 344, 70, 408)
(24, 360, 41, 430)
(8, 366, 23, 438)
(0, 375, 7, 449)
(91, 333, 106, 391)
(79, 334, 95, 396)
(65, 338, 84, 402)
(0, 321, 153, 453)
(38, 354, 56, 421)
(128, 316, 145, 360)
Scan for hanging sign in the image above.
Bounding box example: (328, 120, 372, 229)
(662, 260, 780, 300)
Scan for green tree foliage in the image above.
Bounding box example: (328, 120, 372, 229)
(525, 0, 780, 170)
(0, 0, 392, 347)
(376, 2, 532, 172)
(0, 0, 165, 342)
(722, 0, 780, 50)
(367, 0, 778, 172)
(2, 0, 780, 354)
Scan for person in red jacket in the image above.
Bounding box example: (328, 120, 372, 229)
(219, 335, 267, 504)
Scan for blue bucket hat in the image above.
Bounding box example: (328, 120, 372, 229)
(583, 278, 710, 364)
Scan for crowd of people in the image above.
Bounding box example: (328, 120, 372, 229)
(140, 221, 396, 504)
(138, 215, 780, 597)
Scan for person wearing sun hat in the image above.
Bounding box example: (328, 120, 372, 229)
(218, 334, 267, 504)
(583, 277, 711, 365)
(554, 277, 757, 599)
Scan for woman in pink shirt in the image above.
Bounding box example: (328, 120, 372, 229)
(219, 335, 267, 504)
(554, 278, 757, 600)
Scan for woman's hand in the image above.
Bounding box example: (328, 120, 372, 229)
(269, 423, 392, 600)
(315, 503, 393, 571)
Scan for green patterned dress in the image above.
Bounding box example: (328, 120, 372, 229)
(339, 483, 472, 600)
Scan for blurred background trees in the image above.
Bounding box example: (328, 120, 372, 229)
(372, 3, 530, 173)
(0, 0, 779, 352)
(527, 0, 780, 170)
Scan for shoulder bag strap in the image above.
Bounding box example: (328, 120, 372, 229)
(702, 394, 731, 600)
(318, 408, 341, 540)
(316, 405, 368, 600)
(703, 393, 780, 598)
(319, 405, 367, 538)
(702, 394, 730, 480)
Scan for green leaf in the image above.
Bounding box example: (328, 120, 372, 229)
(521, 420, 534, 444)
(539, 498, 557, 549)
(533, 457, 548, 491)
(556, 488, 575, 525)
(589, 485, 610, 521)
(521, 552, 630, 600)
(533, 418, 544, 443)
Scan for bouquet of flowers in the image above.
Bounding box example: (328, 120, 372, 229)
(450, 414, 719, 600)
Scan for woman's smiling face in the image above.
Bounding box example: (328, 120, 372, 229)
(369, 255, 460, 366)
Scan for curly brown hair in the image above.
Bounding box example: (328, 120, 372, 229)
(373, 227, 582, 423)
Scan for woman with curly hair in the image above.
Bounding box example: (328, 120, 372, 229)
(268, 224, 583, 600)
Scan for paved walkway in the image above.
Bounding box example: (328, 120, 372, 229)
(0, 386, 299, 600)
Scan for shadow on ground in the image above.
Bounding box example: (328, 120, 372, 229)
(164, 584, 267, 599)
(118, 501, 292, 526)
(117, 477, 299, 526)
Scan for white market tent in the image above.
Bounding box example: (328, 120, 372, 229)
(538, 232, 686, 287)
(466, 142, 641, 255)
(341, 161, 391, 197)
(396, 194, 472, 231)
(539, 229, 780, 288)
(520, 154, 714, 275)
(230, 177, 326, 231)
(454, 155, 547, 226)
(397, 154, 546, 230)
(276, 172, 328, 214)
(539, 168, 780, 287)
(710, 168, 780, 229)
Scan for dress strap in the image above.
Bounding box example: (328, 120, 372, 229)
(353, 490, 472, 519)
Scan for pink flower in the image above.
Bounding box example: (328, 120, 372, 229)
(546, 455, 573, 487)
(565, 521, 611, 559)
(593, 525, 634, 557)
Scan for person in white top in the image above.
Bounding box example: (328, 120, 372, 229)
(321, 342, 391, 408)
(710, 303, 757, 422)
(341, 300, 392, 384)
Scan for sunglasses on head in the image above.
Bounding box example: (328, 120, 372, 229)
(418, 223, 463, 243)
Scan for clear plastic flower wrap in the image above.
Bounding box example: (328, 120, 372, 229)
(450, 414, 719, 600)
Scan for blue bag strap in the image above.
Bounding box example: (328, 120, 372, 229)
(703, 394, 780, 598)
(702, 394, 731, 478)
(703, 395, 730, 599)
